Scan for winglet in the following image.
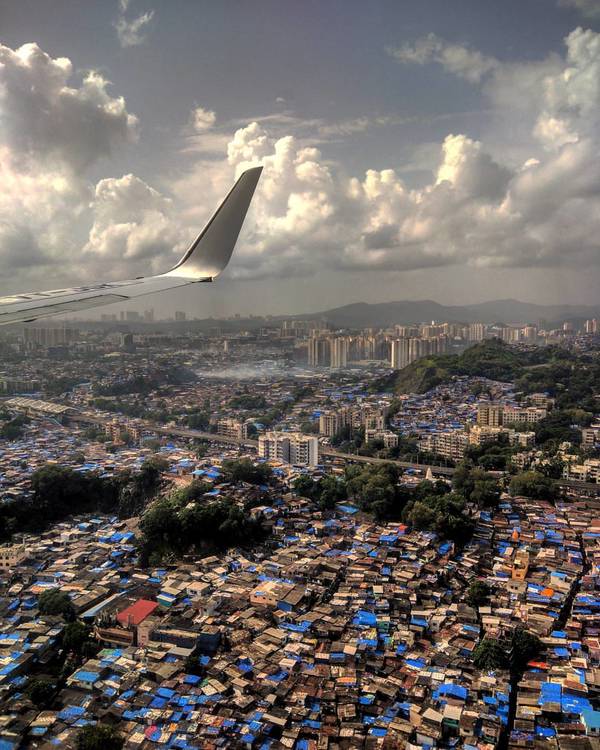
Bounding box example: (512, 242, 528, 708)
(164, 166, 262, 280)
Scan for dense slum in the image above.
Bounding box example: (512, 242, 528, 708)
(0, 484, 515, 749)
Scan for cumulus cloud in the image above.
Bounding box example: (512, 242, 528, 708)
(0, 43, 138, 173)
(114, 1, 155, 48)
(169, 26, 600, 280)
(0, 42, 169, 287)
(190, 106, 216, 133)
(558, 0, 600, 19)
(387, 33, 499, 83)
(84, 174, 186, 274)
(3, 29, 600, 292)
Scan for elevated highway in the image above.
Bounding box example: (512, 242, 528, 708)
(71, 412, 600, 494)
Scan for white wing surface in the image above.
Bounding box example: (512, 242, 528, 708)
(0, 166, 262, 325)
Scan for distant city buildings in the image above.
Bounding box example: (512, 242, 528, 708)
(390, 336, 448, 369)
(585, 318, 598, 334)
(23, 327, 79, 348)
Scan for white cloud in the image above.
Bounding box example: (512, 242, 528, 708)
(558, 0, 600, 19)
(190, 106, 216, 133)
(84, 174, 186, 275)
(114, 1, 154, 48)
(387, 33, 498, 83)
(169, 27, 600, 280)
(0, 43, 138, 173)
(3, 30, 600, 294)
(0, 42, 165, 288)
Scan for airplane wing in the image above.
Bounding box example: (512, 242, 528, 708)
(0, 166, 262, 325)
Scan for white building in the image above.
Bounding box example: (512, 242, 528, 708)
(258, 431, 319, 467)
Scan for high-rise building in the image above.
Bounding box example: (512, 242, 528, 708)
(258, 432, 319, 467)
(330, 337, 348, 369)
(308, 336, 330, 367)
(390, 338, 410, 369)
(585, 318, 598, 334)
(23, 327, 79, 347)
(175, 311, 187, 321)
(499, 327, 520, 343)
(521, 325, 538, 341)
(468, 323, 486, 341)
(418, 430, 469, 461)
(319, 412, 339, 437)
(503, 405, 547, 425)
(216, 419, 244, 440)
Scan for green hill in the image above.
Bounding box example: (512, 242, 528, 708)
(383, 339, 590, 397)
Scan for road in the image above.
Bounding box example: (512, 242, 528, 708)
(73, 412, 600, 493)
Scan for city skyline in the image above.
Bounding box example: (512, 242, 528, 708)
(1, 0, 599, 318)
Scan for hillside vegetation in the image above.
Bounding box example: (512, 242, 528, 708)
(378, 339, 599, 449)
(383, 339, 595, 401)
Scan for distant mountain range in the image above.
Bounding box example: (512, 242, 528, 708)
(57, 297, 600, 332)
(304, 299, 600, 328)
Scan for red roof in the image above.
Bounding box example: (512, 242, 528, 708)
(116, 599, 158, 627)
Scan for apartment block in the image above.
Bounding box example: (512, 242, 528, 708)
(258, 431, 319, 467)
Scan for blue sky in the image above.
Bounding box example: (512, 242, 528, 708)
(1, 0, 599, 316)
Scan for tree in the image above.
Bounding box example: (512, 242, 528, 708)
(76, 724, 123, 750)
(186, 411, 210, 430)
(0, 419, 26, 440)
(38, 589, 75, 621)
(472, 638, 509, 670)
(467, 580, 491, 608)
(510, 471, 558, 501)
(453, 463, 501, 507)
(63, 621, 97, 658)
(402, 492, 474, 545)
(26, 678, 55, 707)
(293, 475, 318, 500)
(221, 458, 272, 485)
(511, 627, 542, 671)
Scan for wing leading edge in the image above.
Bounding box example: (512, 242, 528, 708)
(0, 166, 262, 325)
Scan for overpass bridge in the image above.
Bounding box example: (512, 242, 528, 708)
(71, 412, 600, 494)
(73, 413, 456, 476)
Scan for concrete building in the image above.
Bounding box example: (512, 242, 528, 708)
(390, 338, 411, 369)
(319, 412, 339, 437)
(0, 542, 27, 569)
(365, 429, 399, 448)
(477, 403, 504, 428)
(503, 405, 547, 425)
(582, 425, 600, 448)
(418, 430, 469, 461)
(468, 323, 486, 341)
(216, 418, 244, 440)
(308, 336, 330, 367)
(258, 431, 319, 467)
(330, 337, 348, 369)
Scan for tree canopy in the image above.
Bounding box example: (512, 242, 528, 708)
(76, 724, 124, 750)
(38, 589, 75, 621)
